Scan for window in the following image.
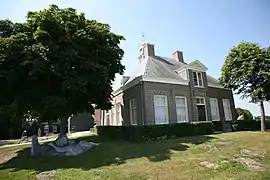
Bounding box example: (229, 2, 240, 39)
(175, 96, 188, 123)
(210, 98, 220, 121)
(223, 99, 232, 121)
(111, 106, 116, 125)
(116, 103, 122, 125)
(129, 98, 137, 125)
(44, 124, 49, 134)
(193, 71, 203, 87)
(105, 111, 110, 125)
(196, 97, 205, 105)
(53, 125, 57, 133)
(154, 95, 169, 124)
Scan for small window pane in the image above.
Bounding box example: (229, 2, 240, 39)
(154, 95, 168, 124)
(210, 98, 219, 121)
(198, 72, 203, 86)
(130, 98, 137, 125)
(176, 96, 188, 123)
(223, 99, 232, 121)
(193, 72, 198, 86)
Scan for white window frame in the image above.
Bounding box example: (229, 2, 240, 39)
(193, 71, 204, 87)
(53, 125, 57, 133)
(175, 96, 189, 123)
(44, 125, 49, 134)
(105, 110, 110, 125)
(111, 106, 116, 125)
(116, 103, 122, 126)
(129, 98, 137, 125)
(210, 98, 220, 121)
(196, 97, 205, 105)
(154, 95, 169, 124)
(196, 97, 208, 121)
(223, 99, 232, 121)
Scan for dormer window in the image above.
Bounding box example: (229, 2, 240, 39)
(193, 71, 203, 87)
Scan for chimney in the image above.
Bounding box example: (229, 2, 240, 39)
(139, 43, 155, 61)
(173, 50, 184, 63)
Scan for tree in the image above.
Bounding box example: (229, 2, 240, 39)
(236, 108, 253, 121)
(255, 116, 270, 121)
(0, 5, 125, 138)
(219, 42, 270, 131)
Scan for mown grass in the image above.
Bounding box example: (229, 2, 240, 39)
(0, 132, 270, 180)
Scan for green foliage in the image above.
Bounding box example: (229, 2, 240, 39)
(0, 5, 125, 123)
(254, 116, 270, 121)
(236, 108, 253, 121)
(96, 122, 214, 142)
(232, 120, 270, 131)
(219, 42, 270, 102)
(219, 42, 270, 131)
(212, 121, 224, 131)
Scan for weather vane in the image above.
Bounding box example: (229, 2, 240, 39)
(141, 32, 145, 43)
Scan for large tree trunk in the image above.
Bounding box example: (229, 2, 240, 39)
(59, 116, 68, 135)
(259, 101, 266, 132)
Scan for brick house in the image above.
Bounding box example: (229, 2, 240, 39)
(95, 43, 236, 129)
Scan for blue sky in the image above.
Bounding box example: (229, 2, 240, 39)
(1, 0, 270, 116)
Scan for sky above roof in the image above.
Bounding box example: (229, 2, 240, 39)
(1, 0, 270, 116)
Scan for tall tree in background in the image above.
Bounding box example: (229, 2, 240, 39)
(0, 5, 125, 139)
(219, 42, 270, 131)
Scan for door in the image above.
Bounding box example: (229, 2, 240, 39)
(197, 105, 206, 121)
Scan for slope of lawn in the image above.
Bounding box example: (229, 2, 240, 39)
(0, 131, 270, 180)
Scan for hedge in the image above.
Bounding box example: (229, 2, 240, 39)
(232, 120, 270, 131)
(96, 121, 214, 142)
(212, 121, 224, 132)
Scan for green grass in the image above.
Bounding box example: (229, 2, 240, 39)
(0, 132, 270, 180)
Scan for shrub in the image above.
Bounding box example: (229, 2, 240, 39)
(96, 121, 214, 142)
(212, 121, 223, 131)
(232, 120, 270, 131)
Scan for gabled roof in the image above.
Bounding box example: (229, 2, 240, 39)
(113, 55, 226, 95)
(187, 60, 208, 71)
(124, 55, 186, 85)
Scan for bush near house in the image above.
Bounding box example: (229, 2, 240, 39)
(212, 121, 224, 132)
(232, 120, 270, 131)
(96, 122, 214, 142)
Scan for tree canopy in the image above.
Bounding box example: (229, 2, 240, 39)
(236, 108, 253, 121)
(219, 42, 270, 102)
(219, 42, 270, 131)
(0, 5, 125, 123)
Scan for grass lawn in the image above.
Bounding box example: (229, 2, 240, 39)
(0, 132, 270, 180)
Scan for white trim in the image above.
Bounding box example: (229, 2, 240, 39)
(142, 76, 189, 85)
(222, 99, 232, 121)
(210, 98, 220, 121)
(196, 97, 208, 121)
(187, 67, 207, 72)
(154, 95, 169, 124)
(116, 103, 122, 126)
(208, 83, 230, 90)
(187, 60, 208, 72)
(192, 71, 204, 87)
(105, 110, 110, 126)
(196, 97, 205, 105)
(175, 96, 189, 123)
(129, 98, 137, 125)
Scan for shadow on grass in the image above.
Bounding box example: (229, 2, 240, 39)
(0, 134, 216, 172)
